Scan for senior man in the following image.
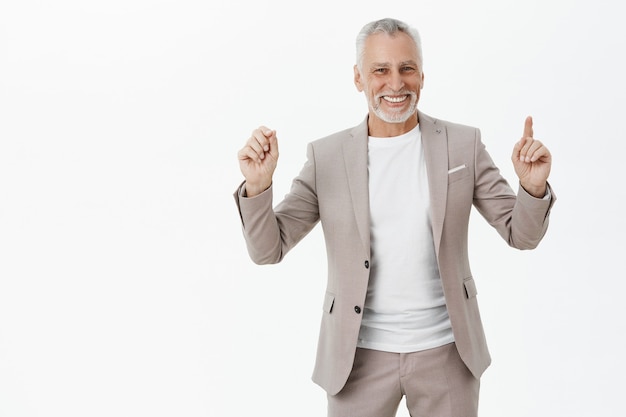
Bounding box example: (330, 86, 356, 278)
(235, 17, 555, 417)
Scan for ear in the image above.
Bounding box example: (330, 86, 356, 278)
(420, 72, 425, 89)
(353, 65, 364, 92)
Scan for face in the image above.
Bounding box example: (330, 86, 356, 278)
(354, 31, 424, 134)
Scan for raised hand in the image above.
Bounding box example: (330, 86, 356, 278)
(238, 126, 279, 197)
(511, 116, 552, 198)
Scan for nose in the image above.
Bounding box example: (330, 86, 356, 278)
(387, 70, 404, 92)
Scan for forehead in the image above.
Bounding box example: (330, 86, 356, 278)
(362, 31, 419, 65)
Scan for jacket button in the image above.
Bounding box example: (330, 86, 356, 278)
(354, 306, 361, 314)
(364, 260, 369, 269)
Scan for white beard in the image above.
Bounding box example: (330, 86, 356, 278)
(369, 91, 418, 123)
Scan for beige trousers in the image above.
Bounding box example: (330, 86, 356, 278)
(327, 343, 479, 417)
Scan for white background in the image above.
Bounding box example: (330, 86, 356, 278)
(1, 0, 625, 416)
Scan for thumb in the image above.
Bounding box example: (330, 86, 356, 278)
(267, 130, 279, 158)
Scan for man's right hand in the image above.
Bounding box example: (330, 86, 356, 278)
(237, 126, 279, 197)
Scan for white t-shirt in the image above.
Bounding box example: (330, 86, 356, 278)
(357, 124, 455, 353)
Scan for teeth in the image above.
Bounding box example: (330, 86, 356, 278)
(383, 95, 408, 103)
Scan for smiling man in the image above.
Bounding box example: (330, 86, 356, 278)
(235, 18, 555, 417)
(355, 27, 423, 134)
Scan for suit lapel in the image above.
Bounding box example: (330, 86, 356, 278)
(342, 118, 371, 255)
(419, 111, 448, 257)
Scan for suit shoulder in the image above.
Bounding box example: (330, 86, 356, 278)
(306, 124, 363, 158)
(421, 113, 480, 148)
(310, 126, 354, 148)
(429, 115, 478, 135)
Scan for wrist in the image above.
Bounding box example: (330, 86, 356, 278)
(244, 181, 271, 197)
(521, 182, 547, 198)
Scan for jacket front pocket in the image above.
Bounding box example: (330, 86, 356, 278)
(463, 277, 478, 299)
(323, 292, 335, 313)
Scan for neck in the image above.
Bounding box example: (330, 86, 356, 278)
(367, 112, 419, 137)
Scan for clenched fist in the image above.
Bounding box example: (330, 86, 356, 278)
(238, 126, 279, 197)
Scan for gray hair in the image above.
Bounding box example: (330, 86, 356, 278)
(356, 18, 423, 72)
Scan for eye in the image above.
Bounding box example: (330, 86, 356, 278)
(373, 68, 387, 74)
(401, 66, 416, 73)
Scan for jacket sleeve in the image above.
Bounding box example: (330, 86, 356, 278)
(472, 129, 556, 250)
(233, 143, 320, 264)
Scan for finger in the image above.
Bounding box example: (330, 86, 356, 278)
(251, 129, 270, 151)
(512, 136, 524, 162)
(519, 139, 551, 163)
(239, 126, 276, 163)
(523, 116, 533, 139)
(527, 141, 551, 162)
(245, 137, 266, 161)
(266, 129, 279, 159)
(257, 126, 275, 151)
(238, 145, 264, 164)
(517, 137, 536, 162)
(249, 128, 275, 160)
(245, 137, 270, 162)
(525, 140, 542, 161)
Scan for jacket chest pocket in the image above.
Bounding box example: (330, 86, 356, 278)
(448, 164, 470, 184)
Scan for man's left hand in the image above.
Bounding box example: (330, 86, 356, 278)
(512, 116, 552, 198)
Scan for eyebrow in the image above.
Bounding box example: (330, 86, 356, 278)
(370, 60, 418, 68)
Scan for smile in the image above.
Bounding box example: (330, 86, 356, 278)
(382, 95, 409, 103)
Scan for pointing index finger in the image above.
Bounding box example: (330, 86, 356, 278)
(523, 116, 534, 138)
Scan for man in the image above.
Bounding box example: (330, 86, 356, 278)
(234, 18, 554, 417)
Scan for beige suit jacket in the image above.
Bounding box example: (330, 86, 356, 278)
(234, 111, 555, 395)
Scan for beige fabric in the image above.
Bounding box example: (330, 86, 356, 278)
(327, 343, 479, 417)
(234, 111, 555, 395)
